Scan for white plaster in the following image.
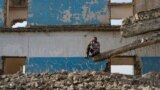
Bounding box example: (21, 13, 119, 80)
(89, 0, 98, 5)
(86, 12, 95, 21)
(73, 14, 81, 21)
(82, 4, 109, 24)
(82, 5, 88, 21)
(62, 10, 72, 23)
(97, 6, 109, 24)
(28, 14, 34, 18)
(97, 14, 108, 24)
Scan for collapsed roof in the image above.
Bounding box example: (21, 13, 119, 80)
(93, 8, 160, 62)
(121, 8, 160, 37)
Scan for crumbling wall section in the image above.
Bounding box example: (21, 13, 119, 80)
(122, 7, 160, 37)
(134, 0, 160, 13)
(27, 0, 109, 26)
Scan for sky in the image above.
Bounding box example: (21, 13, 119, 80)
(111, 0, 132, 3)
(111, 19, 122, 26)
(12, 21, 27, 28)
(111, 65, 134, 75)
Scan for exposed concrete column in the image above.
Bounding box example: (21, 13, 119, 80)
(5, 0, 10, 27)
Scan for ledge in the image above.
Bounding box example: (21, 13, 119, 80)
(2, 56, 27, 59)
(108, 3, 133, 6)
(0, 25, 120, 33)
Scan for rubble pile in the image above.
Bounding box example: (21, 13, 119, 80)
(0, 71, 160, 90)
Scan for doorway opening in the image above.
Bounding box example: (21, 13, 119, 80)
(108, 55, 141, 75)
(2, 56, 26, 74)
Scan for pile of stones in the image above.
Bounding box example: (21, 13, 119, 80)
(0, 71, 160, 90)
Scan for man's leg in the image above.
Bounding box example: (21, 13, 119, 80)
(91, 51, 100, 57)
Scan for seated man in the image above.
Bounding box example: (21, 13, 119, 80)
(86, 37, 100, 57)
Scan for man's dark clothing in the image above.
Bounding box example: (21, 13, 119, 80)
(87, 41, 100, 57)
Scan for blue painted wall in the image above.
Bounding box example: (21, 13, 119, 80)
(25, 57, 160, 74)
(141, 57, 160, 74)
(0, 0, 4, 27)
(25, 57, 106, 73)
(28, 0, 109, 26)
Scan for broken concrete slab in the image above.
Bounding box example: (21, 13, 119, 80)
(121, 8, 160, 37)
(93, 34, 160, 61)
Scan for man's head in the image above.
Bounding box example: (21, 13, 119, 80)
(93, 37, 97, 42)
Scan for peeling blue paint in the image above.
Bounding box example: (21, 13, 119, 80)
(25, 57, 160, 74)
(141, 57, 160, 74)
(28, 0, 109, 26)
(25, 57, 106, 73)
(0, 0, 4, 27)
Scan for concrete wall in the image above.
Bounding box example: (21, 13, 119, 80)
(134, 0, 160, 13)
(0, 31, 159, 73)
(27, 0, 110, 26)
(0, 0, 4, 27)
(0, 32, 135, 57)
(110, 5, 133, 19)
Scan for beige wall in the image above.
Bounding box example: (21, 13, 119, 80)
(8, 8, 27, 26)
(111, 5, 133, 19)
(111, 56, 135, 65)
(134, 0, 160, 13)
(6, 0, 28, 27)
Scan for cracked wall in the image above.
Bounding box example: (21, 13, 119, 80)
(27, 0, 109, 26)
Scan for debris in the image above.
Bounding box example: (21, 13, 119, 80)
(0, 71, 159, 89)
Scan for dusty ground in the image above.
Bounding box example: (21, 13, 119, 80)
(0, 71, 160, 90)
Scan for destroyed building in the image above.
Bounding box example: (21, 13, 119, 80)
(0, 0, 159, 75)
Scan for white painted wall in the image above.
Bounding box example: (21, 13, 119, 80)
(0, 31, 159, 57)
